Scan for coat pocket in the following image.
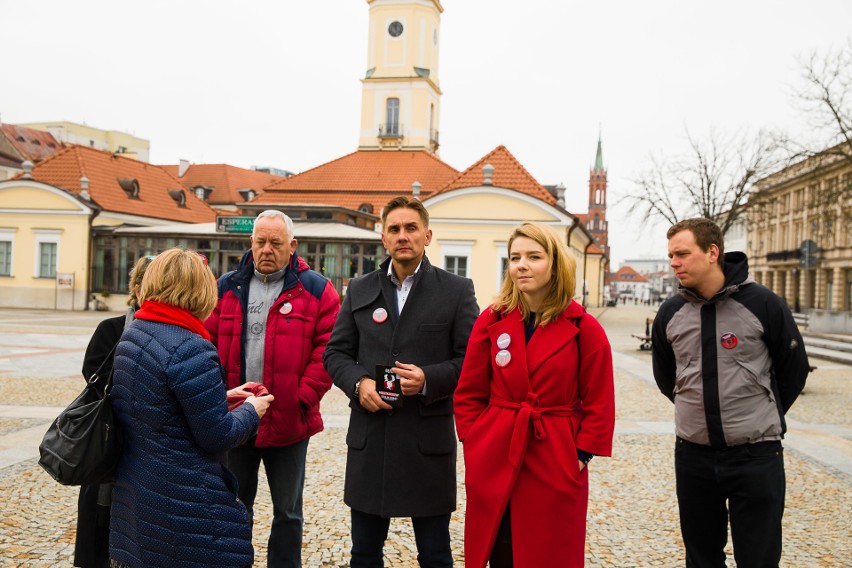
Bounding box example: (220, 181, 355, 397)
(345, 402, 368, 450)
(418, 402, 455, 455)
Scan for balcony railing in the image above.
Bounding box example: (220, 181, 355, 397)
(378, 124, 403, 139)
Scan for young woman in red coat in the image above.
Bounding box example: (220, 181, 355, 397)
(455, 222, 615, 568)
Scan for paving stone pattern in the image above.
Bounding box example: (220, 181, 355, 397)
(0, 306, 849, 567)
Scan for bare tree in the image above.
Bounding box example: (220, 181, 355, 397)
(788, 38, 852, 162)
(622, 128, 782, 235)
(776, 39, 852, 248)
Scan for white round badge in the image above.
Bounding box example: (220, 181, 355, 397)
(279, 302, 293, 315)
(495, 349, 512, 367)
(497, 333, 511, 350)
(373, 308, 388, 323)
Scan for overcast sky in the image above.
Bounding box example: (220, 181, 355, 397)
(2, 0, 850, 267)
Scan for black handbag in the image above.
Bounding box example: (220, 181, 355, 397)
(38, 344, 123, 486)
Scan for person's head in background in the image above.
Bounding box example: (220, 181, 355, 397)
(493, 221, 577, 326)
(127, 256, 154, 308)
(139, 249, 217, 320)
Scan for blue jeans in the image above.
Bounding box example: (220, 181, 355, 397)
(350, 508, 453, 568)
(675, 438, 785, 568)
(228, 438, 309, 568)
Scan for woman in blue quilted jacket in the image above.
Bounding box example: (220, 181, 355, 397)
(108, 248, 274, 568)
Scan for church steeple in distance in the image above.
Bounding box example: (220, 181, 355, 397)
(357, 0, 444, 154)
(587, 133, 609, 257)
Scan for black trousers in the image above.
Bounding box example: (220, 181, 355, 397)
(350, 508, 453, 567)
(675, 438, 785, 568)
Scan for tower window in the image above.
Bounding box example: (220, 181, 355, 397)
(386, 98, 400, 136)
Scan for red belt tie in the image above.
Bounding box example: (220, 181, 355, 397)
(489, 392, 575, 467)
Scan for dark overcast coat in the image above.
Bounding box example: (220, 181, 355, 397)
(323, 256, 479, 517)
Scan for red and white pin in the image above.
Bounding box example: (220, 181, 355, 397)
(373, 307, 388, 323)
(495, 349, 512, 367)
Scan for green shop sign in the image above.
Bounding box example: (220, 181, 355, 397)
(216, 216, 255, 234)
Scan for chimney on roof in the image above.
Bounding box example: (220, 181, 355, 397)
(555, 183, 566, 207)
(412, 180, 421, 199)
(21, 160, 34, 179)
(80, 176, 90, 200)
(178, 159, 190, 177)
(482, 163, 494, 186)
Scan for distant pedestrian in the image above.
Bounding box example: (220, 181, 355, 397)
(652, 218, 810, 567)
(454, 222, 615, 568)
(323, 196, 479, 567)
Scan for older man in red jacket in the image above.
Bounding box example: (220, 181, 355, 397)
(205, 210, 340, 568)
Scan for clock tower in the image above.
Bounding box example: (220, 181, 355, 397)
(358, 0, 443, 153)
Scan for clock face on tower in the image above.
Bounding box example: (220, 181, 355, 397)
(388, 21, 403, 37)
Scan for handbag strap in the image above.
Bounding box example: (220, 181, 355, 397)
(88, 308, 134, 389)
(87, 342, 118, 388)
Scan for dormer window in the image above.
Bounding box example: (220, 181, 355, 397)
(193, 186, 213, 201)
(168, 189, 187, 208)
(238, 188, 257, 202)
(117, 178, 140, 198)
(359, 203, 374, 214)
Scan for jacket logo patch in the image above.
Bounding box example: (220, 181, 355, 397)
(720, 332, 738, 350)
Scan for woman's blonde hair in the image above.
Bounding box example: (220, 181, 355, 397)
(492, 222, 577, 326)
(126, 256, 152, 307)
(139, 248, 218, 320)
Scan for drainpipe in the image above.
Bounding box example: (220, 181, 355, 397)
(79, 176, 100, 311)
(582, 241, 593, 307)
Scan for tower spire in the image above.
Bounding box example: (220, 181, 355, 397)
(593, 130, 605, 172)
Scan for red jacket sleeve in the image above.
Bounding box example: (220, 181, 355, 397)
(574, 314, 616, 457)
(297, 280, 340, 410)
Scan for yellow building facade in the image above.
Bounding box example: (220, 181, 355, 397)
(748, 145, 852, 331)
(425, 186, 604, 310)
(20, 120, 150, 162)
(0, 180, 94, 310)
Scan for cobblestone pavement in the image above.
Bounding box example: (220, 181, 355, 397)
(0, 306, 849, 567)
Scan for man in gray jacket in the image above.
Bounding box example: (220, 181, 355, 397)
(323, 196, 479, 567)
(652, 218, 810, 568)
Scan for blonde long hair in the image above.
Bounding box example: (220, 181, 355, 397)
(492, 222, 577, 326)
(139, 248, 218, 320)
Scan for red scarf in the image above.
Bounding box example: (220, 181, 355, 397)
(135, 299, 211, 341)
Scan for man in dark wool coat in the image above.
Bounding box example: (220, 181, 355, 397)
(324, 196, 479, 567)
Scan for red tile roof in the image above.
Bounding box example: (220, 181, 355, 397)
(254, 150, 458, 213)
(0, 124, 64, 163)
(23, 145, 216, 223)
(612, 265, 648, 283)
(432, 145, 556, 205)
(160, 163, 285, 205)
